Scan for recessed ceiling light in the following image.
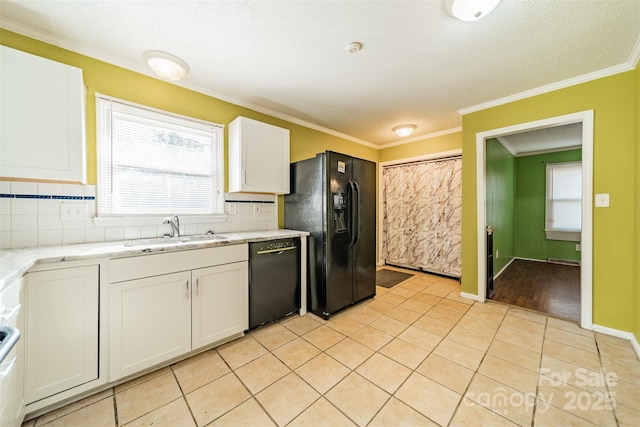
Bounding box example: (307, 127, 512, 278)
(393, 124, 417, 137)
(445, 0, 502, 22)
(143, 50, 190, 81)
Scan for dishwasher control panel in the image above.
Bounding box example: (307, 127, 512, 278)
(254, 239, 297, 252)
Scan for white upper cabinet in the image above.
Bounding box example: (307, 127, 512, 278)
(0, 46, 86, 183)
(228, 116, 290, 194)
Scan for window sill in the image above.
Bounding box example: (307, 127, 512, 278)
(545, 230, 581, 242)
(93, 214, 228, 228)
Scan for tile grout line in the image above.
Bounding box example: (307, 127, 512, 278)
(277, 287, 426, 426)
(444, 304, 514, 427)
(210, 342, 281, 427)
(28, 269, 639, 427)
(168, 365, 200, 427)
(112, 388, 119, 427)
(325, 280, 470, 427)
(594, 333, 621, 427)
(530, 312, 550, 427)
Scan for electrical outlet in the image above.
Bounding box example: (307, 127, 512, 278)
(253, 203, 261, 214)
(60, 203, 86, 221)
(227, 203, 237, 215)
(496, 250, 499, 259)
(576, 244, 582, 251)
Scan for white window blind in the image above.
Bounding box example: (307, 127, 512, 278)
(96, 95, 224, 216)
(545, 161, 581, 241)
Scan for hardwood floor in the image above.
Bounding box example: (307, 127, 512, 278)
(491, 259, 580, 322)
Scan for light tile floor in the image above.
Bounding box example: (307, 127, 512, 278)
(22, 267, 640, 426)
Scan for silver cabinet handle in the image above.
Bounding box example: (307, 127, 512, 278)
(256, 246, 297, 255)
(195, 278, 200, 297)
(185, 280, 190, 299)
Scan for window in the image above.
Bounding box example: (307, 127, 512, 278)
(96, 95, 224, 217)
(545, 161, 581, 241)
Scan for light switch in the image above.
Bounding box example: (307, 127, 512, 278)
(595, 193, 610, 208)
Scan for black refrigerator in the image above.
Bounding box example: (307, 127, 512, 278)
(284, 151, 376, 319)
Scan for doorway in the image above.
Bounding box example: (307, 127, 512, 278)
(475, 111, 593, 328)
(485, 125, 583, 322)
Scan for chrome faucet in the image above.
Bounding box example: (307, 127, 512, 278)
(162, 215, 180, 237)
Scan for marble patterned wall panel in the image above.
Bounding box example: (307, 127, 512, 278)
(382, 158, 462, 277)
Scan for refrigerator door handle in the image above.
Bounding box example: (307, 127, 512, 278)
(354, 181, 361, 245)
(349, 180, 360, 246)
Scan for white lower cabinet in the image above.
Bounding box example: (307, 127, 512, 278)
(109, 272, 192, 379)
(25, 265, 99, 404)
(109, 245, 249, 381)
(192, 263, 248, 349)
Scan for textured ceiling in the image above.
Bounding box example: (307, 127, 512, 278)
(498, 123, 583, 156)
(1, 0, 639, 147)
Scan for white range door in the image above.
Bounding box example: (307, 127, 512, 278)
(0, 276, 26, 427)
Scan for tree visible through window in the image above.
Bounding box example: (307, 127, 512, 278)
(96, 95, 224, 216)
(545, 161, 581, 241)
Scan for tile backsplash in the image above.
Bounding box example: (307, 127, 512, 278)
(0, 180, 278, 249)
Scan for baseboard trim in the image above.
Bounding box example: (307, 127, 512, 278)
(592, 324, 640, 360)
(494, 257, 516, 280)
(460, 291, 480, 302)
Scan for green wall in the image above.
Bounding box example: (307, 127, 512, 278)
(485, 139, 514, 274)
(485, 141, 584, 277)
(514, 149, 582, 262)
(462, 70, 637, 334)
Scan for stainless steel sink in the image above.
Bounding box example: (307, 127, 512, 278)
(123, 234, 230, 247)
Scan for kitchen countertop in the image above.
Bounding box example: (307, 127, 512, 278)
(0, 229, 309, 291)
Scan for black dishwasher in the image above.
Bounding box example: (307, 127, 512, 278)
(248, 238, 301, 330)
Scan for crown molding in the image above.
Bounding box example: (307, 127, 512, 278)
(495, 137, 517, 156)
(0, 18, 378, 149)
(459, 34, 640, 116)
(629, 34, 640, 68)
(380, 126, 462, 149)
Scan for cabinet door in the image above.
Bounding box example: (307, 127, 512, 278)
(110, 271, 191, 381)
(192, 262, 248, 350)
(228, 116, 290, 194)
(26, 266, 98, 403)
(0, 46, 86, 183)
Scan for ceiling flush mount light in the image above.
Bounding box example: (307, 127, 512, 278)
(143, 50, 190, 81)
(393, 124, 417, 137)
(346, 42, 363, 53)
(445, 0, 502, 21)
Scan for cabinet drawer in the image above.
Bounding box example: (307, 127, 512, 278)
(110, 244, 248, 283)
